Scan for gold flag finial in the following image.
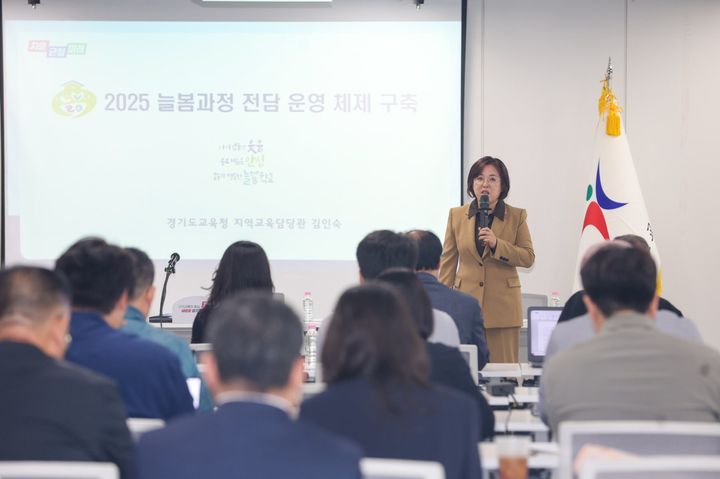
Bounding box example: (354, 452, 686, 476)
(599, 58, 622, 136)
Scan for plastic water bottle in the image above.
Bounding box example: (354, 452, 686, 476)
(301, 292, 316, 380)
(302, 291, 314, 323)
(304, 323, 318, 380)
(550, 291, 561, 307)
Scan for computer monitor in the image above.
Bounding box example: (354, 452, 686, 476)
(527, 306, 563, 366)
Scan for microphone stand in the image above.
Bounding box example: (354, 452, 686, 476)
(149, 260, 177, 327)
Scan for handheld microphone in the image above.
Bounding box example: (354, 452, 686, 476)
(165, 252, 180, 274)
(478, 194, 490, 229)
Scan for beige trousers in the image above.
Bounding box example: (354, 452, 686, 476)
(485, 327, 520, 363)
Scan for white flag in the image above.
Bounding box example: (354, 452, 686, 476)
(573, 79, 661, 292)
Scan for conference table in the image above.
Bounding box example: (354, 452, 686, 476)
(483, 387, 539, 407)
(479, 363, 543, 379)
(494, 408, 550, 443)
(494, 409, 548, 435)
(151, 322, 192, 343)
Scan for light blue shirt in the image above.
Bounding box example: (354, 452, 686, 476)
(123, 306, 213, 411)
(544, 310, 702, 363)
(428, 309, 461, 347)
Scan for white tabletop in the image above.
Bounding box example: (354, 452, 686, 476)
(480, 441, 559, 470)
(494, 409, 549, 433)
(189, 343, 212, 352)
(149, 323, 192, 330)
(480, 363, 542, 379)
(480, 363, 522, 378)
(521, 363, 543, 377)
(483, 387, 539, 407)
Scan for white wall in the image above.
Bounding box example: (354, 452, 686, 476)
(2, 0, 458, 21)
(4, 0, 720, 350)
(465, 0, 720, 350)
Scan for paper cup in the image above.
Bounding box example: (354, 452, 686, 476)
(496, 436, 530, 479)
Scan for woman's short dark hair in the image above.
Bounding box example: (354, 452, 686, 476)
(466, 156, 510, 200)
(206, 241, 274, 308)
(322, 283, 429, 388)
(376, 268, 434, 340)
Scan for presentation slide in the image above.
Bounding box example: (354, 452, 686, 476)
(3, 19, 460, 262)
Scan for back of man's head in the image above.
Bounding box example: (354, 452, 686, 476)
(614, 234, 650, 252)
(125, 247, 155, 302)
(55, 238, 134, 315)
(356, 230, 419, 280)
(581, 242, 656, 317)
(207, 292, 302, 391)
(406, 230, 442, 271)
(0, 266, 71, 329)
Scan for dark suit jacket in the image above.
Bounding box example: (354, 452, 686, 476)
(138, 401, 362, 479)
(66, 311, 194, 420)
(426, 342, 494, 440)
(558, 290, 684, 322)
(419, 272, 490, 367)
(300, 377, 482, 479)
(0, 341, 136, 479)
(191, 305, 213, 344)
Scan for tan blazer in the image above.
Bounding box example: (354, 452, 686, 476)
(439, 201, 534, 329)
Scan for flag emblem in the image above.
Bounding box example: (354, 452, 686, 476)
(573, 62, 661, 292)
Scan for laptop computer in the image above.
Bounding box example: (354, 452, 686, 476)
(458, 344, 479, 386)
(527, 306, 563, 367)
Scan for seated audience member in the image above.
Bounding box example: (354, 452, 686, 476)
(540, 242, 720, 436)
(121, 247, 213, 411)
(0, 267, 135, 478)
(407, 229, 490, 367)
(377, 268, 495, 440)
(191, 240, 274, 343)
(301, 284, 482, 479)
(544, 310, 701, 363)
(318, 230, 459, 356)
(56, 238, 193, 420)
(558, 234, 683, 322)
(138, 293, 362, 479)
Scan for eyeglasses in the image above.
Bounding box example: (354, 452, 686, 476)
(473, 176, 499, 185)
